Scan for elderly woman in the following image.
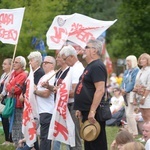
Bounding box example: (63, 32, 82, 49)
(133, 53, 150, 122)
(121, 55, 139, 137)
(6, 56, 28, 147)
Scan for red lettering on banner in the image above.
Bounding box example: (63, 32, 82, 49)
(53, 121, 68, 140)
(57, 83, 68, 119)
(50, 26, 67, 43)
(23, 100, 32, 126)
(0, 13, 13, 25)
(28, 122, 36, 140)
(69, 23, 94, 43)
(0, 28, 18, 41)
(23, 79, 32, 126)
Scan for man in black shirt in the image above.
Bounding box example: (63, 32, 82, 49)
(74, 39, 108, 150)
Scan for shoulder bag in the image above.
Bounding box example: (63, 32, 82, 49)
(98, 90, 112, 121)
(0, 102, 5, 114)
(2, 97, 15, 118)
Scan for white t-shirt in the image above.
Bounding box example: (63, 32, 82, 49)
(68, 61, 84, 103)
(145, 139, 150, 150)
(110, 95, 124, 113)
(36, 70, 55, 114)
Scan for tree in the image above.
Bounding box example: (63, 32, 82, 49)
(108, 0, 150, 58)
(0, 0, 122, 60)
(0, 0, 68, 59)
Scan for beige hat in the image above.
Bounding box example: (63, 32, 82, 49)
(80, 120, 101, 141)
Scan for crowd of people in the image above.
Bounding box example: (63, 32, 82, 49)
(0, 39, 149, 150)
(108, 53, 150, 150)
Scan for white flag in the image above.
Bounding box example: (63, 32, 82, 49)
(0, 7, 25, 45)
(48, 71, 75, 147)
(46, 13, 117, 49)
(22, 65, 39, 147)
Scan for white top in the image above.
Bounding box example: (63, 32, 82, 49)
(68, 61, 84, 103)
(110, 95, 124, 114)
(135, 66, 150, 108)
(36, 70, 55, 114)
(0, 72, 10, 96)
(145, 139, 150, 150)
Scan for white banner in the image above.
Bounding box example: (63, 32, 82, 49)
(46, 13, 117, 49)
(48, 71, 75, 147)
(0, 7, 25, 45)
(22, 65, 39, 147)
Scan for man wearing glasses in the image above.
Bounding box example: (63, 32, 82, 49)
(59, 45, 84, 150)
(34, 56, 56, 150)
(74, 39, 108, 150)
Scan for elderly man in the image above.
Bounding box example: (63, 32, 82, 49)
(143, 121, 150, 150)
(74, 39, 108, 150)
(34, 56, 56, 150)
(60, 45, 84, 150)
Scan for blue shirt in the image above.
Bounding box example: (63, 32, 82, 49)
(121, 67, 139, 93)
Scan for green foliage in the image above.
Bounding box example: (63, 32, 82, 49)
(0, 0, 68, 59)
(109, 0, 150, 59)
(1, 0, 149, 61)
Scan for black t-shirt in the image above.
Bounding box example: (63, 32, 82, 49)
(22, 67, 45, 94)
(74, 59, 107, 111)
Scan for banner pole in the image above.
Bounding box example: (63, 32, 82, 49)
(10, 44, 18, 72)
(47, 68, 61, 82)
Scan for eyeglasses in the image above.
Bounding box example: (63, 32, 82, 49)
(42, 61, 53, 64)
(14, 61, 20, 64)
(63, 55, 70, 61)
(113, 90, 118, 92)
(85, 46, 96, 49)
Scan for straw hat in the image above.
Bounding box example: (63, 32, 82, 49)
(80, 120, 101, 141)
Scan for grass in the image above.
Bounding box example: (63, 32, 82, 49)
(0, 124, 119, 150)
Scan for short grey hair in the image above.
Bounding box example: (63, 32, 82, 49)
(87, 39, 103, 56)
(5, 58, 12, 65)
(16, 56, 26, 70)
(45, 56, 56, 68)
(27, 51, 42, 66)
(59, 45, 77, 58)
(126, 55, 138, 69)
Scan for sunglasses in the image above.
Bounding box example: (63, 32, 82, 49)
(85, 46, 96, 49)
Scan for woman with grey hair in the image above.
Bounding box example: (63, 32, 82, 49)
(121, 55, 139, 137)
(27, 51, 44, 85)
(15, 56, 27, 70)
(6, 56, 28, 147)
(133, 53, 150, 122)
(27, 51, 42, 68)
